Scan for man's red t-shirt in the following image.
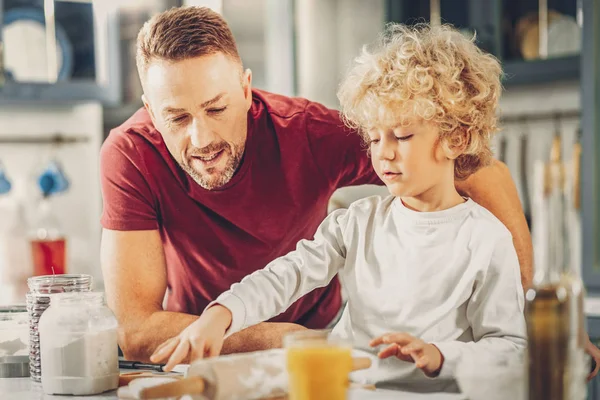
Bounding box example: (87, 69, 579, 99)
(100, 89, 380, 328)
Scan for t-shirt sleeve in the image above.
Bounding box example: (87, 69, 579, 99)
(431, 233, 526, 378)
(210, 207, 350, 336)
(304, 101, 381, 189)
(100, 131, 159, 231)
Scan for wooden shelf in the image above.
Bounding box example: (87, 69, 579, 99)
(502, 55, 580, 86)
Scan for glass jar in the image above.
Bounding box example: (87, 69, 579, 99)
(0, 306, 29, 378)
(285, 330, 353, 400)
(39, 292, 118, 395)
(26, 274, 92, 381)
(0, 306, 28, 356)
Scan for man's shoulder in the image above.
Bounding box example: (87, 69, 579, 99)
(252, 89, 311, 119)
(102, 107, 161, 161)
(252, 89, 343, 128)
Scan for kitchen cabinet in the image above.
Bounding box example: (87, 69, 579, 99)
(103, 0, 182, 132)
(385, 0, 581, 86)
(0, 0, 121, 105)
(580, 0, 600, 293)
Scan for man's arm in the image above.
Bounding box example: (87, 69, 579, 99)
(148, 208, 350, 369)
(101, 229, 304, 362)
(455, 160, 600, 380)
(455, 160, 533, 290)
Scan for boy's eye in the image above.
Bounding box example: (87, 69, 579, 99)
(395, 134, 413, 141)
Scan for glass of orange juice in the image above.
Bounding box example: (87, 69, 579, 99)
(285, 330, 353, 400)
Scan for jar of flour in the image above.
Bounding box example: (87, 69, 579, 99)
(0, 306, 29, 378)
(38, 292, 119, 395)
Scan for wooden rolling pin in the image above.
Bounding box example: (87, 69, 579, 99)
(140, 376, 205, 399)
(139, 380, 376, 400)
(118, 371, 183, 387)
(139, 351, 372, 400)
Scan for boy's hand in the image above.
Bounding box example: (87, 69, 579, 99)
(370, 333, 444, 377)
(149, 305, 232, 371)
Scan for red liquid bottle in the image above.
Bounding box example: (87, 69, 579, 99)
(30, 198, 66, 276)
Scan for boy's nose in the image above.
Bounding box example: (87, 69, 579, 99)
(377, 140, 396, 161)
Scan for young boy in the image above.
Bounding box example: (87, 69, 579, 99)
(150, 24, 526, 391)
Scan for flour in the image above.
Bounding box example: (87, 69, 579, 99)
(40, 328, 119, 395)
(0, 309, 29, 357)
(0, 337, 28, 356)
(26, 275, 93, 382)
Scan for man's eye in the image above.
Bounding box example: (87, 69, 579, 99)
(171, 115, 188, 124)
(207, 107, 227, 115)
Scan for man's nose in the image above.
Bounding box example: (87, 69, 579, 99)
(188, 118, 217, 148)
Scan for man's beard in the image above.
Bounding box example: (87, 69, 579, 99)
(180, 142, 244, 190)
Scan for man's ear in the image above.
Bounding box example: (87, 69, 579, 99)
(242, 68, 253, 110)
(142, 94, 157, 125)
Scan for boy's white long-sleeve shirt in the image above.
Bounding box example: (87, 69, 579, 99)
(213, 195, 526, 390)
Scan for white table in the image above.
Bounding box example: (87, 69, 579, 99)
(0, 377, 466, 400)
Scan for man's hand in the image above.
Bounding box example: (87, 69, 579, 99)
(586, 336, 600, 381)
(370, 333, 443, 377)
(150, 305, 233, 371)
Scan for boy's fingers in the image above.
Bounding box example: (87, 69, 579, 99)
(377, 343, 402, 359)
(153, 337, 177, 355)
(401, 340, 424, 354)
(208, 341, 222, 358)
(415, 355, 429, 369)
(371, 333, 414, 347)
(164, 339, 190, 372)
(150, 337, 180, 363)
(190, 338, 208, 363)
(378, 343, 415, 363)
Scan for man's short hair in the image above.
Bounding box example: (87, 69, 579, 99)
(136, 6, 241, 79)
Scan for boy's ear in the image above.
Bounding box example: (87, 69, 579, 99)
(441, 129, 469, 160)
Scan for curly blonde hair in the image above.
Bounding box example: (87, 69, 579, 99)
(337, 23, 502, 180)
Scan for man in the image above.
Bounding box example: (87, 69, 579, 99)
(101, 6, 536, 365)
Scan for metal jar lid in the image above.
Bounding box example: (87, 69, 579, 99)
(0, 305, 27, 317)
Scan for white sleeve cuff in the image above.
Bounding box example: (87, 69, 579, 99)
(205, 292, 247, 339)
(429, 341, 464, 379)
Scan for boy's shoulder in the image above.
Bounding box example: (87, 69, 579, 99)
(340, 195, 395, 222)
(466, 200, 513, 242)
(339, 196, 514, 244)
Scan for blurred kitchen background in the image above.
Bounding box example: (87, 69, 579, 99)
(0, 0, 597, 329)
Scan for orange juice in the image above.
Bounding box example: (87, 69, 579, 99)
(285, 331, 353, 400)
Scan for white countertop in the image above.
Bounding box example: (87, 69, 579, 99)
(0, 377, 117, 400)
(0, 377, 465, 400)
